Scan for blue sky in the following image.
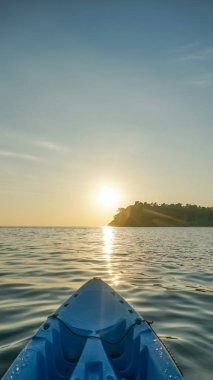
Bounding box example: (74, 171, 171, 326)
(0, 0, 213, 225)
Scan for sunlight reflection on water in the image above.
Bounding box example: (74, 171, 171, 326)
(102, 226, 120, 286)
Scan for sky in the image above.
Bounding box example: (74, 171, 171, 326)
(0, 0, 213, 226)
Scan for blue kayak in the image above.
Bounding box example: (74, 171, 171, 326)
(3, 278, 184, 380)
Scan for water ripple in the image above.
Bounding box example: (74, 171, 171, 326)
(0, 226, 212, 380)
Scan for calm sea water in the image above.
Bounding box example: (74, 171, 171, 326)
(0, 227, 212, 379)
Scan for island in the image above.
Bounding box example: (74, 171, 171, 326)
(108, 201, 213, 227)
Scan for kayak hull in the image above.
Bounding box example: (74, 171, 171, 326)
(3, 278, 184, 380)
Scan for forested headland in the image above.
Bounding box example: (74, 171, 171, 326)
(108, 202, 213, 227)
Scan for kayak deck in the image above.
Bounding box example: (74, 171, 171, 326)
(3, 278, 184, 380)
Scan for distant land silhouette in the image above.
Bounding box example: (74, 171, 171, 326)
(108, 202, 213, 227)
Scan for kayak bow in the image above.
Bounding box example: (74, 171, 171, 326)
(3, 278, 184, 380)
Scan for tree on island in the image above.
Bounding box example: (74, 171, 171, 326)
(108, 201, 213, 227)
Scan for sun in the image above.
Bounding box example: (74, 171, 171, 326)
(98, 186, 120, 208)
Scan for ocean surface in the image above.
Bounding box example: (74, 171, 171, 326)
(0, 227, 212, 379)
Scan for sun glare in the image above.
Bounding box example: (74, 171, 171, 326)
(98, 186, 120, 208)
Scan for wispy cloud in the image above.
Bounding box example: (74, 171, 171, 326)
(174, 41, 213, 62)
(0, 150, 40, 161)
(190, 75, 213, 88)
(171, 41, 213, 88)
(180, 47, 213, 62)
(173, 40, 201, 54)
(35, 140, 64, 152)
(171, 41, 213, 63)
